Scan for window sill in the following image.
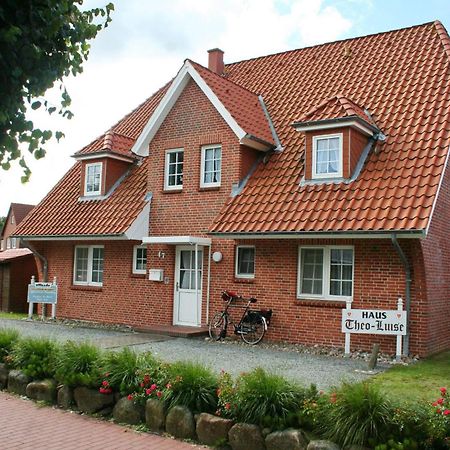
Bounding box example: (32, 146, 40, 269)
(71, 285, 103, 292)
(234, 277, 255, 284)
(131, 273, 146, 279)
(162, 188, 183, 194)
(295, 298, 348, 308)
(199, 186, 220, 192)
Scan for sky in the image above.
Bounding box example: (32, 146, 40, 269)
(1, 0, 449, 216)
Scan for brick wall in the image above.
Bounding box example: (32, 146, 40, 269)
(420, 154, 450, 354)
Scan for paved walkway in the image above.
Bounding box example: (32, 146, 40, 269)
(0, 392, 203, 450)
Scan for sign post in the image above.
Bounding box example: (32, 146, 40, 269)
(342, 298, 407, 360)
(27, 276, 58, 319)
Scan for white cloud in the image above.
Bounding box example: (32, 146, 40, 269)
(0, 0, 354, 215)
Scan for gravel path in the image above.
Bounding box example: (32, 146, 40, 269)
(0, 318, 386, 389)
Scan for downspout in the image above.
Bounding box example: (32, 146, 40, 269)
(391, 234, 411, 356)
(20, 239, 48, 282)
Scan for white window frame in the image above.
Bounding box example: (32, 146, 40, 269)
(297, 245, 354, 301)
(312, 133, 343, 179)
(200, 144, 222, 188)
(73, 245, 104, 287)
(164, 148, 184, 191)
(6, 238, 11, 250)
(235, 245, 255, 279)
(10, 238, 16, 249)
(84, 162, 103, 196)
(11, 215, 14, 224)
(133, 245, 147, 275)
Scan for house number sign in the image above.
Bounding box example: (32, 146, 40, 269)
(342, 298, 407, 359)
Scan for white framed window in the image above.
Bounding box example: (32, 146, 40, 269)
(200, 144, 221, 188)
(312, 133, 343, 179)
(84, 162, 102, 196)
(73, 245, 104, 286)
(6, 238, 11, 250)
(10, 238, 16, 249)
(235, 246, 255, 279)
(297, 246, 353, 301)
(164, 148, 184, 190)
(133, 245, 147, 274)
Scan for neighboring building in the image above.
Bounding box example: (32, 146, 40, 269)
(0, 203, 37, 312)
(14, 22, 450, 356)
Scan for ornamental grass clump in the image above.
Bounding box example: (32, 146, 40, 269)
(233, 367, 311, 429)
(163, 361, 218, 413)
(55, 341, 101, 387)
(321, 381, 393, 448)
(100, 348, 159, 395)
(0, 328, 19, 364)
(11, 336, 58, 379)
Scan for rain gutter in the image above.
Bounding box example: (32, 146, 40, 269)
(391, 233, 411, 356)
(21, 239, 48, 282)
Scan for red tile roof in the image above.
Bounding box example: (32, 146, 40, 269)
(296, 95, 378, 129)
(15, 21, 450, 238)
(10, 203, 34, 224)
(0, 248, 33, 262)
(75, 130, 136, 159)
(210, 21, 450, 235)
(189, 61, 275, 145)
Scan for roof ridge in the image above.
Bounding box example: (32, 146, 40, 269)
(187, 59, 262, 97)
(225, 20, 436, 67)
(433, 20, 450, 61)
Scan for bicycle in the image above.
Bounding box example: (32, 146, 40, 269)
(208, 290, 273, 345)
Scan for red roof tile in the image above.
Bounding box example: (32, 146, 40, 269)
(75, 130, 136, 159)
(189, 61, 275, 145)
(296, 95, 378, 128)
(210, 21, 450, 234)
(10, 203, 34, 224)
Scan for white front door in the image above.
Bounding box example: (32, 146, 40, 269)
(174, 246, 203, 326)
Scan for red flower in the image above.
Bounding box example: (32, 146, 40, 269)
(127, 394, 133, 401)
(102, 380, 109, 387)
(440, 387, 447, 396)
(166, 383, 172, 389)
(437, 409, 442, 414)
(140, 382, 145, 387)
(150, 383, 157, 391)
(156, 391, 162, 398)
(433, 401, 438, 407)
(225, 402, 231, 410)
(146, 389, 152, 395)
(144, 374, 151, 383)
(437, 398, 444, 405)
(443, 409, 450, 416)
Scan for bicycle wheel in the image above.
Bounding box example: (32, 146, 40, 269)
(209, 312, 227, 341)
(241, 315, 266, 345)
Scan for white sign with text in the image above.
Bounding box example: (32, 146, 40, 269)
(341, 309, 407, 335)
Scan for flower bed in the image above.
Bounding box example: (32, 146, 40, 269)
(0, 328, 448, 450)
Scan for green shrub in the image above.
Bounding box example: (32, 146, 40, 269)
(55, 341, 101, 387)
(0, 328, 19, 364)
(101, 348, 159, 395)
(11, 337, 58, 379)
(321, 382, 394, 448)
(233, 368, 311, 429)
(163, 361, 218, 413)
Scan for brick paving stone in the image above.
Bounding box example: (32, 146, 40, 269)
(0, 392, 204, 449)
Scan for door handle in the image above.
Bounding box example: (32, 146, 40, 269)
(176, 282, 179, 291)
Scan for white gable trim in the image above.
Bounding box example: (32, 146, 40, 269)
(131, 61, 247, 156)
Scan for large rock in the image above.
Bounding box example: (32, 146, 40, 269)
(196, 412, 234, 446)
(266, 429, 309, 450)
(7, 370, 31, 396)
(0, 363, 9, 389)
(113, 397, 144, 425)
(73, 386, 114, 414)
(145, 398, 166, 432)
(228, 423, 266, 450)
(165, 405, 196, 440)
(26, 379, 57, 403)
(307, 440, 340, 450)
(57, 385, 74, 409)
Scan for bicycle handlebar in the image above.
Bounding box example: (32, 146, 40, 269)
(221, 290, 257, 304)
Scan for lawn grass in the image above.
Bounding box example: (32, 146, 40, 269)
(0, 312, 29, 320)
(370, 351, 450, 404)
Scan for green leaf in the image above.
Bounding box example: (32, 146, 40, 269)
(31, 101, 41, 110)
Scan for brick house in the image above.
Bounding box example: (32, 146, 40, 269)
(14, 22, 450, 356)
(0, 203, 37, 312)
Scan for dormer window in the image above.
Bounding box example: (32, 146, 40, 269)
(312, 134, 342, 179)
(85, 162, 102, 196)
